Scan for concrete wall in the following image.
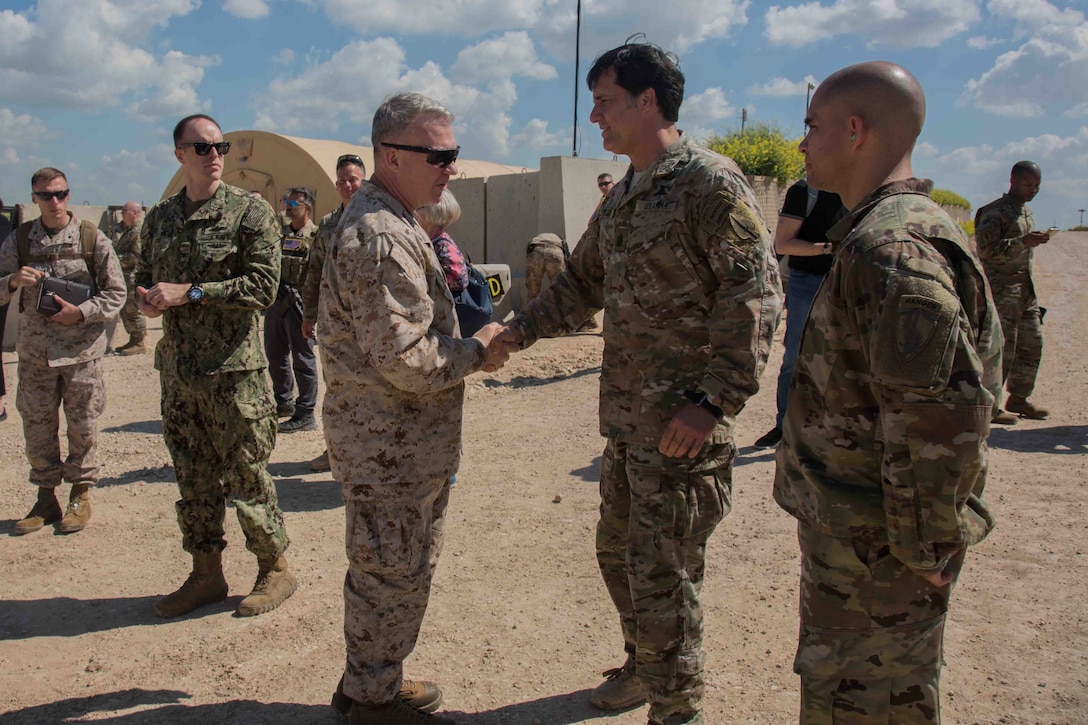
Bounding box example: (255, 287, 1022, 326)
(747, 176, 789, 239)
(3, 205, 122, 350)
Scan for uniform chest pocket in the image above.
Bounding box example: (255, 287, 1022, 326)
(625, 234, 705, 320)
(200, 237, 236, 261)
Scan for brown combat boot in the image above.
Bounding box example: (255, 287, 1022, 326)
(154, 551, 229, 618)
(991, 409, 1019, 425)
(13, 487, 63, 535)
(310, 449, 331, 473)
(332, 674, 443, 715)
(1006, 395, 1050, 420)
(236, 555, 298, 616)
(349, 695, 455, 724)
(590, 656, 646, 710)
(119, 337, 148, 356)
(57, 483, 92, 534)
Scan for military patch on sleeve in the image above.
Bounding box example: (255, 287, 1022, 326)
(873, 274, 960, 391)
(703, 190, 765, 255)
(240, 202, 269, 231)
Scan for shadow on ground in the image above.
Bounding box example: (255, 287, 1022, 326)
(571, 456, 602, 483)
(0, 596, 237, 641)
(482, 366, 602, 390)
(987, 424, 1088, 454)
(0, 689, 336, 724)
(102, 420, 163, 436)
(272, 473, 343, 513)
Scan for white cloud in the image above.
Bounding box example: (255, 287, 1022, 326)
(747, 75, 818, 97)
(223, 0, 270, 18)
(0, 108, 45, 145)
(128, 51, 221, 121)
(961, 0, 1088, 118)
(967, 35, 1003, 49)
(272, 48, 296, 66)
(764, 0, 981, 49)
(915, 140, 939, 156)
(2, 147, 19, 165)
(1064, 102, 1088, 118)
(253, 34, 560, 159)
(0, 0, 208, 119)
(679, 87, 738, 141)
(85, 145, 174, 202)
(511, 118, 570, 151)
(315, 0, 749, 55)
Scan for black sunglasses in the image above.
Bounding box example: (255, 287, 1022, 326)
(177, 141, 232, 156)
(337, 154, 364, 168)
(598, 181, 612, 187)
(380, 143, 460, 167)
(33, 189, 70, 202)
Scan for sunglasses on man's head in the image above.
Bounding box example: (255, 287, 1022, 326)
(176, 141, 232, 156)
(337, 154, 364, 168)
(380, 143, 460, 168)
(33, 189, 70, 202)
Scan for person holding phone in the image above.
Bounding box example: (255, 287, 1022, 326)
(975, 161, 1049, 421)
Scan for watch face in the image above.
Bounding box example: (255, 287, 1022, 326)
(187, 286, 203, 302)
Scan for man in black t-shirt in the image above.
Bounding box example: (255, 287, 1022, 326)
(754, 179, 846, 447)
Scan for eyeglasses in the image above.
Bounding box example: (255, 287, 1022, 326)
(598, 181, 612, 188)
(176, 141, 232, 156)
(380, 143, 460, 168)
(33, 189, 70, 202)
(337, 154, 364, 168)
(283, 199, 307, 208)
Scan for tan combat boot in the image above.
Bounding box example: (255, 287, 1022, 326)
(236, 555, 298, 616)
(349, 696, 455, 724)
(332, 674, 444, 715)
(1006, 395, 1050, 420)
(154, 551, 229, 618)
(57, 483, 92, 534)
(590, 656, 646, 710)
(13, 487, 63, 535)
(119, 337, 148, 356)
(310, 449, 331, 473)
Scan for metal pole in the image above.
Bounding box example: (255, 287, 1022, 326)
(1079, 208, 1085, 227)
(806, 82, 815, 111)
(741, 108, 747, 133)
(572, 0, 581, 156)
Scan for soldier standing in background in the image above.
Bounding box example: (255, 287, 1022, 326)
(496, 42, 781, 725)
(774, 61, 1001, 723)
(975, 161, 1050, 422)
(319, 92, 507, 725)
(301, 153, 366, 473)
(523, 232, 567, 303)
(137, 114, 297, 619)
(0, 167, 125, 535)
(267, 187, 319, 433)
(111, 201, 147, 355)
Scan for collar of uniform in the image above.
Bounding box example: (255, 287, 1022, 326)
(827, 177, 935, 244)
(614, 131, 693, 204)
(285, 219, 317, 236)
(355, 179, 416, 224)
(173, 183, 228, 222)
(1000, 192, 1026, 209)
(31, 212, 77, 242)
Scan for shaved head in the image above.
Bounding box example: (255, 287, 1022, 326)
(1011, 160, 1041, 179)
(122, 201, 141, 214)
(813, 61, 925, 153)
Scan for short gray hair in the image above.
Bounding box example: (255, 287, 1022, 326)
(414, 189, 461, 229)
(372, 93, 454, 147)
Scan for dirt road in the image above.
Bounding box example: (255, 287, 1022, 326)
(1, 233, 1085, 724)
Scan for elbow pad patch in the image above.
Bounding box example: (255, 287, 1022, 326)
(872, 274, 959, 391)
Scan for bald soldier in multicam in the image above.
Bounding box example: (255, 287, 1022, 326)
(497, 42, 781, 725)
(775, 61, 1002, 724)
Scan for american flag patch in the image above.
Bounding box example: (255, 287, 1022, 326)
(282, 237, 303, 251)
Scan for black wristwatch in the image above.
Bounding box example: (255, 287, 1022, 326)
(186, 284, 205, 304)
(684, 390, 725, 421)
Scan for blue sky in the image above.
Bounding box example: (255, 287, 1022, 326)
(1, 0, 1085, 228)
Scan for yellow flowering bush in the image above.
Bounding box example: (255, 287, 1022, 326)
(705, 123, 804, 185)
(932, 188, 971, 209)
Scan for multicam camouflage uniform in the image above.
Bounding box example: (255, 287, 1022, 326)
(974, 193, 1043, 399)
(301, 205, 343, 326)
(265, 219, 318, 417)
(513, 133, 782, 725)
(110, 220, 147, 342)
(0, 215, 125, 489)
(774, 179, 1003, 724)
(524, 232, 566, 302)
(136, 183, 288, 559)
(316, 181, 487, 706)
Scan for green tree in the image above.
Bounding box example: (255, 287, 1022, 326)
(705, 122, 804, 185)
(931, 188, 971, 210)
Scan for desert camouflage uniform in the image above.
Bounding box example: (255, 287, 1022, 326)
(301, 205, 343, 325)
(0, 215, 125, 489)
(110, 220, 147, 341)
(774, 179, 1002, 724)
(316, 181, 486, 706)
(265, 219, 318, 417)
(513, 133, 782, 725)
(524, 232, 566, 302)
(974, 193, 1043, 399)
(137, 183, 288, 558)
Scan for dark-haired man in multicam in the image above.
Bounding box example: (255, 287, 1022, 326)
(775, 61, 1002, 724)
(497, 41, 781, 725)
(975, 160, 1049, 422)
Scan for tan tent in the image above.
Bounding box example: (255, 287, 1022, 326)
(161, 131, 532, 219)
